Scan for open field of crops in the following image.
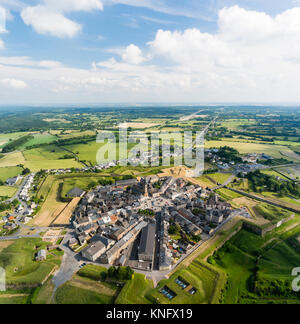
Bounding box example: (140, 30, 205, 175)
(205, 141, 300, 161)
(0, 152, 26, 167)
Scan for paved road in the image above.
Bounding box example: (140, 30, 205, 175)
(212, 174, 237, 190)
(52, 232, 81, 289)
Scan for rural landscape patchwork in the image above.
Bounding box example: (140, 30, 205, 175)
(0, 106, 299, 305)
(0, 0, 300, 309)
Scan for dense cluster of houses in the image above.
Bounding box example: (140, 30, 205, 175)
(19, 173, 35, 202)
(68, 175, 234, 272)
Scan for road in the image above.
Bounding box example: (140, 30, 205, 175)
(52, 231, 81, 289)
(212, 174, 237, 190)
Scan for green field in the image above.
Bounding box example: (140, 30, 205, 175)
(0, 238, 63, 286)
(115, 273, 154, 304)
(19, 133, 57, 149)
(149, 261, 221, 304)
(209, 229, 300, 304)
(0, 152, 26, 168)
(31, 277, 55, 304)
(55, 283, 115, 304)
(0, 166, 23, 182)
(216, 188, 243, 201)
(0, 132, 31, 148)
(23, 146, 68, 161)
(54, 265, 120, 304)
(208, 173, 233, 184)
(205, 141, 300, 161)
(253, 203, 292, 223)
(0, 186, 17, 198)
(259, 191, 300, 207)
(60, 175, 112, 198)
(0, 295, 29, 304)
(63, 141, 137, 165)
(24, 159, 82, 172)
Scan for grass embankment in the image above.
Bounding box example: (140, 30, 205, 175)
(208, 228, 300, 304)
(0, 238, 63, 287)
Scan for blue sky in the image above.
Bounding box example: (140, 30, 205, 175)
(1, 0, 300, 104)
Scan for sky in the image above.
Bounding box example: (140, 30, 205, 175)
(1, 0, 300, 104)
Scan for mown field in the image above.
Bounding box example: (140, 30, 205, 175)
(0, 166, 23, 182)
(54, 265, 120, 304)
(207, 173, 234, 184)
(19, 133, 57, 149)
(0, 186, 17, 198)
(0, 146, 82, 172)
(115, 273, 154, 304)
(55, 283, 115, 304)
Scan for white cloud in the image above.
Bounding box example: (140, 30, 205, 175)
(44, 0, 103, 12)
(122, 44, 145, 65)
(0, 78, 27, 88)
(21, 0, 103, 38)
(5, 6, 300, 103)
(0, 6, 6, 33)
(21, 5, 82, 38)
(103, 0, 213, 20)
(0, 56, 63, 67)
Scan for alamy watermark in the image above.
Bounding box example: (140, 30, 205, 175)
(292, 267, 300, 292)
(96, 127, 205, 177)
(0, 267, 5, 292)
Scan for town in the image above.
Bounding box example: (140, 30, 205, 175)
(69, 175, 245, 272)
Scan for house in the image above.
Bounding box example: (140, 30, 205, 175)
(24, 209, 34, 216)
(3, 222, 17, 230)
(90, 235, 114, 249)
(6, 175, 21, 186)
(81, 241, 106, 262)
(36, 250, 47, 261)
(110, 227, 126, 241)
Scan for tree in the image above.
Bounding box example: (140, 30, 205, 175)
(22, 168, 31, 175)
(108, 266, 117, 278)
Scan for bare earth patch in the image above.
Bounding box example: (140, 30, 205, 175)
(43, 230, 62, 244)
